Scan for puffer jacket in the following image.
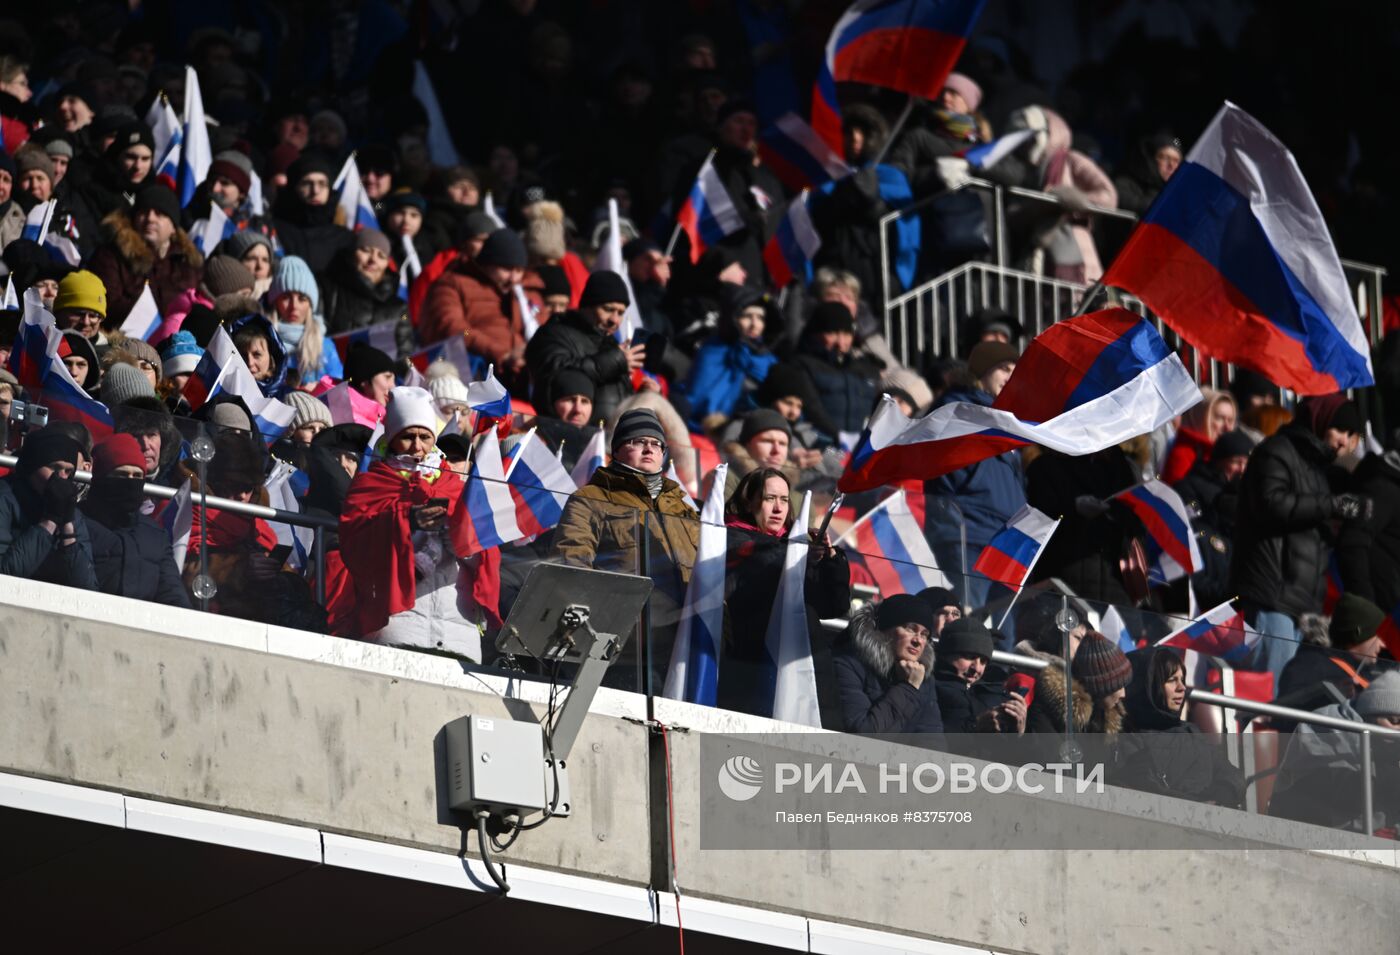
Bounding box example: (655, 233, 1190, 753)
(0, 476, 98, 590)
(526, 309, 634, 422)
(1230, 424, 1336, 619)
(831, 604, 944, 736)
(792, 340, 881, 436)
(552, 463, 699, 604)
(419, 259, 538, 362)
(80, 496, 191, 608)
(679, 286, 781, 427)
(1023, 660, 1122, 769)
(926, 385, 1026, 548)
(1335, 450, 1400, 611)
(321, 252, 409, 338)
(86, 209, 204, 324)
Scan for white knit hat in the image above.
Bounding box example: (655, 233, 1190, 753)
(284, 390, 333, 431)
(382, 386, 440, 443)
(424, 359, 461, 382)
(428, 374, 469, 407)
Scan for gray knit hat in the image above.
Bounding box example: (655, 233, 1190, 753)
(100, 362, 157, 408)
(1354, 670, 1400, 719)
(611, 408, 666, 453)
(203, 255, 255, 298)
(219, 229, 273, 261)
(284, 390, 333, 431)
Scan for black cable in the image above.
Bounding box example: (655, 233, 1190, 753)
(475, 811, 511, 893)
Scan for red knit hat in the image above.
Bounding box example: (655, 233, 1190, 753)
(92, 433, 147, 477)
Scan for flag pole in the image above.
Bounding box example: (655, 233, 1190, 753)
(868, 95, 915, 169)
(1072, 279, 1106, 317)
(996, 516, 1062, 629)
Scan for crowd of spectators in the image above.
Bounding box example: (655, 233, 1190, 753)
(0, 2, 1396, 836)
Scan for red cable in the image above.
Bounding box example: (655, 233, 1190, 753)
(659, 723, 685, 955)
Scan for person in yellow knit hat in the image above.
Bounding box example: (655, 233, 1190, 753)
(52, 269, 107, 347)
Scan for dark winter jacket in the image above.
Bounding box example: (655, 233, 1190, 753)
(271, 192, 353, 275)
(80, 493, 191, 608)
(321, 252, 409, 339)
(1336, 451, 1400, 611)
(1276, 643, 1373, 715)
(926, 386, 1026, 548)
(525, 310, 634, 422)
(831, 604, 944, 737)
(1115, 648, 1245, 807)
(1174, 460, 1239, 609)
(1026, 448, 1138, 605)
(1231, 424, 1336, 619)
(86, 209, 204, 324)
(0, 476, 98, 590)
(717, 521, 850, 723)
(792, 340, 881, 437)
(1023, 660, 1122, 769)
(932, 663, 1013, 735)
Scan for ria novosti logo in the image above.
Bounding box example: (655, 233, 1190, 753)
(717, 755, 764, 801)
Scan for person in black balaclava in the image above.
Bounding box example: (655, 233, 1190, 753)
(0, 425, 98, 589)
(80, 433, 190, 607)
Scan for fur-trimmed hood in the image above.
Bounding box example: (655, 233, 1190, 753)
(101, 208, 203, 277)
(845, 603, 935, 680)
(1032, 660, 1123, 735)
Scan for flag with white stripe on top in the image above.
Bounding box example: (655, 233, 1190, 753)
(118, 283, 163, 341)
(765, 491, 821, 726)
(664, 463, 728, 705)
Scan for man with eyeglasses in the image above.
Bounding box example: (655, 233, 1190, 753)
(0, 425, 97, 590)
(269, 151, 353, 274)
(554, 407, 699, 688)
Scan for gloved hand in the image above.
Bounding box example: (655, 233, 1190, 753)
(1332, 494, 1373, 521)
(935, 156, 972, 191)
(1075, 494, 1110, 519)
(42, 476, 80, 526)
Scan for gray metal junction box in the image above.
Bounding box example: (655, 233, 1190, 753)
(445, 714, 548, 816)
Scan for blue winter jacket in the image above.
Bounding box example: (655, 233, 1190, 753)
(681, 338, 778, 427)
(925, 387, 1027, 548)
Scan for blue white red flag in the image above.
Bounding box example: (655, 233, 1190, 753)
(180, 327, 295, 442)
(839, 308, 1199, 492)
(7, 298, 113, 438)
(758, 112, 853, 191)
(160, 479, 194, 569)
(764, 491, 822, 726)
(593, 198, 641, 341)
(675, 153, 744, 264)
(468, 365, 511, 433)
(179, 65, 212, 207)
(664, 463, 729, 706)
(334, 154, 380, 232)
(189, 203, 233, 257)
(263, 459, 313, 571)
(1157, 600, 1255, 664)
(451, 433, 523, 556)
(961, 129, 1035, 170)
(812, 0, 988, 151)
(836, 489, 950, 595)
(1099, 604, 1135, 653)
(763, 191, 821, 288)
(330, 320, 399, 364)
(570, 428, 607, 489)
(503, 429, 576, 537)
(399, 234, 423, 303)
(118, 283, 163, 341)
(973, 504, 1059, 592)
(1104, 102, 1373, 395)
(145, 95, 182, 173)
(1113, 479, 1201, 584)
(20, 200, 54, 244)
(408, 334, 487, 384)
(154, 141, 181, 193)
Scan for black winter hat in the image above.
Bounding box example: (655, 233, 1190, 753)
(345, 341, 396, 384)
(807, 302, 855, 335)
(0, 149, 13, 179)
(739, 408, 792, 444)
(180, 305, 221, 347)
(133, 184, 181, 223)
(312, 423, 373, 458)
(875, 594, 935, 633)
(211, 431, 268, 490)
(917, 586, 960, 611)
(286, 150, 336, 185)
(475, 229, 528, 269)
(937, 618, 994, 660)
(579, 271, 630, 309)
(756, 363, 812, 407)
(107, 121, 155, 155)
(1212, 429, 1255, 461)
(15, 426, 85, 477)
(611, 408, 666, 452)
(1330, 593, 1386, 648)
(1071, 633, 1132, 700)
(1329, 400, 1363, 436)
(537, 265, 572, 299)
(550, 369, 596, 404)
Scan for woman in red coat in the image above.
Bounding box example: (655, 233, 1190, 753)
(339, 386, 487, 658)
(1161, 389, 1237, 485)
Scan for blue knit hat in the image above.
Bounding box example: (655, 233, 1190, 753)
(269, 255, 320, 311)
(160, 330, 204, 378)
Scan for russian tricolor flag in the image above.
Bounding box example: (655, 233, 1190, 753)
(570, 428, 607, 488)
(812, 0, 988, 152)
(1158, 600, 1255, 665)
(118, 283, 163, 342)
(8, 299, 113, 438)
(836, 488, 950, 595)
(1103, 102, 1373, 395)
(161, 479, 194, 569)
(764, 491, 822, 726)
(468, 365, 511, 434)
(6, 294, 52, 388)
(973, 504, 1059, 592)
(839, 308, 1200, 492)
(675, 152, 744, 264)
(503, 429, 576, 537)
(155, 141, 181, 194)
(179, 65, 211, 208)
(334, 153, 380, 232)
(189, 203, 234, 257)
(180, 327, 296, 443)
(1113, 479, 1201, 585)
(663, 463, 729, 706)
(408, 334, 487, 384)
(331, 320, 400, 364)
(145, 95, 182, 175)
(758, 112, 853, 191)
(20, 200, 55, 244)
(961, 129, 1035, 170)
(763, 191, 822, 288)
(451, 433, 523, 556)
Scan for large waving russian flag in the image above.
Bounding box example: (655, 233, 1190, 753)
(763, 191, 822, 288)
(836, 488, 951, 595)
(1103, 102, 1373, 395)
(664, 463, 729, 707)
(451, 433, 523, 557)
(1113, 479, 1201, 584)
(812, 0, 988, 151)
(839, 308, 1200, 492)
(759, 112, 853, 191)
(973, 504, 1059, 592)
(1158, 600, 1255, 665)
(7, 297, 113, 438)
(675, 152, 745, 264)
(503, 429, 576, 537)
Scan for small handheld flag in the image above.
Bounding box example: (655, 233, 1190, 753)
(1113, 479, 1202, 585)
(764, 491, 821, 726)
(835, 489, 951, 595)
(333, 153, 380, 232)
(451, 433, 524, 556)
(762, 191, 821, 288)
(118, 283, 163, 341)
(467, 365, 511, 434)
(664, 463, 729, 705)
(670, 150, 744, 264)
(974, 504, 1060, 620)
(570, 428, 607, 488)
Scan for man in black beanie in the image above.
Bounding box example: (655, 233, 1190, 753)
(271, 150, 353, 273)
(932, 618, 1024, 740)
(86, 183, 203, 324)
(792, 301, 881, 436)
(0, 425, 98, 590)
(552, 406, 699, 689)
(526, 270, 648, 422)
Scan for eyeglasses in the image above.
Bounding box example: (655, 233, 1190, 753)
(623, 438, 665, 451)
